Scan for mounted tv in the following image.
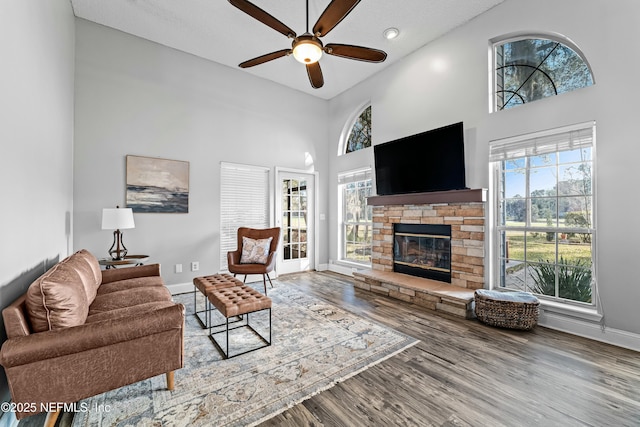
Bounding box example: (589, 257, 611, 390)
(374, 122, 466, 196)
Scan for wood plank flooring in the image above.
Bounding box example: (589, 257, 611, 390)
(259, 271, 640, 427)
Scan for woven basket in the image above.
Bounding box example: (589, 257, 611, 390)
(474, 289, 539, 330)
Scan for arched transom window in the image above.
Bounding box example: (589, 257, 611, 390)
(345, 105, 371, 153)
(494, 36, 594, 111)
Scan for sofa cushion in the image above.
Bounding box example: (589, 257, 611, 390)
(69, 250, 102, 303)
(25, 261, 90, 333)
(85, 301, 176, 323)
(97, 276, 165, 295)
(89, 286, 172, 315)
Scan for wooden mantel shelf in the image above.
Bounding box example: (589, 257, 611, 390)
(367, 188, 487, 206)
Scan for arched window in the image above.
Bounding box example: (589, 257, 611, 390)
(494, 35, 594, 111)
(344, 105, 371, 153)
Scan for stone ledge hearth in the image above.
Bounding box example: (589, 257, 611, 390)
(353, 270, 475, 319)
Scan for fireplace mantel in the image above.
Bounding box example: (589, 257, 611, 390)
(367, 188, 487, 206)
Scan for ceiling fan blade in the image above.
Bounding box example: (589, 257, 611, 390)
(228, 0, 296, 38)
(239, 49, 291, 68)
(325, 44, 387, 62)
(306, 62, 324, 89)
(312, 0, 361, 37)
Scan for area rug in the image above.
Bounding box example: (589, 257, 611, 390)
(72, 283, 419, 427)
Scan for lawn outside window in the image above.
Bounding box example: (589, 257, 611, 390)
(491, 122, 596, 305)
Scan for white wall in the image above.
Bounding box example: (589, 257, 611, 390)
(328, 0, 640, 343)
(0, 0, 75, 406)
(73, 19, 330, 286)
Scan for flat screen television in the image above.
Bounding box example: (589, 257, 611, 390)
(374, 122, 466, 195)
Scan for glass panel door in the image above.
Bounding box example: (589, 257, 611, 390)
(276, 170, 315, 274)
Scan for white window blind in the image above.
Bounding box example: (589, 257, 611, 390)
(220, 162, 270, 271)
(489, 121, 594, 162)
(338, 167, 372, 185)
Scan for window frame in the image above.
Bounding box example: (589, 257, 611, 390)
(490, 32, 595, 113)
(338, 168, 373, 266)
(339, 102, 372, 156)
(490, 122, 597, 307)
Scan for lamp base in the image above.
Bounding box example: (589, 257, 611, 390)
(108, 229, 128, 260)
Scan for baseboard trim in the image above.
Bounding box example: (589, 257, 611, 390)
(167, 273, 279, 296)
(325, 267, 640, 352)
(327, 264, 357, 276)
(168, 271, 640, 352)
(167, 282, 193, 295)
(539, 311, 640, 352)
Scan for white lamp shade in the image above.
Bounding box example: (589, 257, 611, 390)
(102, 208, 135, 230)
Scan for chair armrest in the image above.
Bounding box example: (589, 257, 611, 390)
(0, 303, 184, 368)
(101, 263, 161, 284)
(264, 251, 277, 272)
(227, 250, 241, 266)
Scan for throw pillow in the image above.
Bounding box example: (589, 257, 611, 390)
(240, 236, 272, 264)
(25, 258, 90, 332)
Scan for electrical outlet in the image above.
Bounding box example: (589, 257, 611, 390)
(175, 264, 182, 273)
(191, 261, 199, 272)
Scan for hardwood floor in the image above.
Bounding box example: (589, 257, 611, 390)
(259, 271, 640, 427)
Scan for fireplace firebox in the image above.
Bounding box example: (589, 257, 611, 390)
(393, 223, 452, 282)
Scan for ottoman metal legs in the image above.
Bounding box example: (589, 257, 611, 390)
(192, 274, 244, 328)
(207, 285, 272, 359)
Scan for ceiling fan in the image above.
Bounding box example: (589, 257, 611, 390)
(228, 0, 387, 89)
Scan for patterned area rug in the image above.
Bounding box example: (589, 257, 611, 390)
(72, 283, 418, 427)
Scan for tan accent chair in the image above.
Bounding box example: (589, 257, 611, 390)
(0, 250, 184, 425)
(227, 227, 281, 294)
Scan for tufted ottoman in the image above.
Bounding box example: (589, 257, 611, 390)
(474, 289, 540, 330)
(193, 274, 244, 328)
(207, 285, 272, 358)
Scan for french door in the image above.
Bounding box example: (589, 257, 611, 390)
(276, 169, 316, 274)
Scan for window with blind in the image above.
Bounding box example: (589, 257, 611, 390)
(220, 162, 270, 271)
(339, 168, 372, 264)
(491, 122, 595, 305)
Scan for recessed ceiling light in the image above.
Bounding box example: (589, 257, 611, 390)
(383, 27, 399, 40)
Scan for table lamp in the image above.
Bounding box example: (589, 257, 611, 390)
(101, 206, 135, 260)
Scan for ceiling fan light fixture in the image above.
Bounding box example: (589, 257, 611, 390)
(230, 0, 387, 89)
(383, 27, 399, 40)
(292, 35, 323, 64)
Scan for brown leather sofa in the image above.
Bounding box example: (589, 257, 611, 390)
(0, 249, 184, 424)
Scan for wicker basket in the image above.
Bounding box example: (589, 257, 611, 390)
(474, 289, 539, 330)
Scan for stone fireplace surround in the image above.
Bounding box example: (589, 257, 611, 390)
(353, 189, 487, 319)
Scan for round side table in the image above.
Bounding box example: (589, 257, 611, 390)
(98, 255, 150, 269)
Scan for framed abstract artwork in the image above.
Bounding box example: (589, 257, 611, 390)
(126, 155, 189, 213)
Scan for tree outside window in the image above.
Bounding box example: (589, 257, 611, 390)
(345, 106, 371, 153)
(495, 37, 593, 110)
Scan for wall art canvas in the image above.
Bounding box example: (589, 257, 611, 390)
(126, 155, 189, 213)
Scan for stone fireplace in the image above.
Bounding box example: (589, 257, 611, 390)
(353, 189, 487, 319)
(368, 189, 486, 289)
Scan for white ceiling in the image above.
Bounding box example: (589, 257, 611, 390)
(70, 0, 504, 100)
